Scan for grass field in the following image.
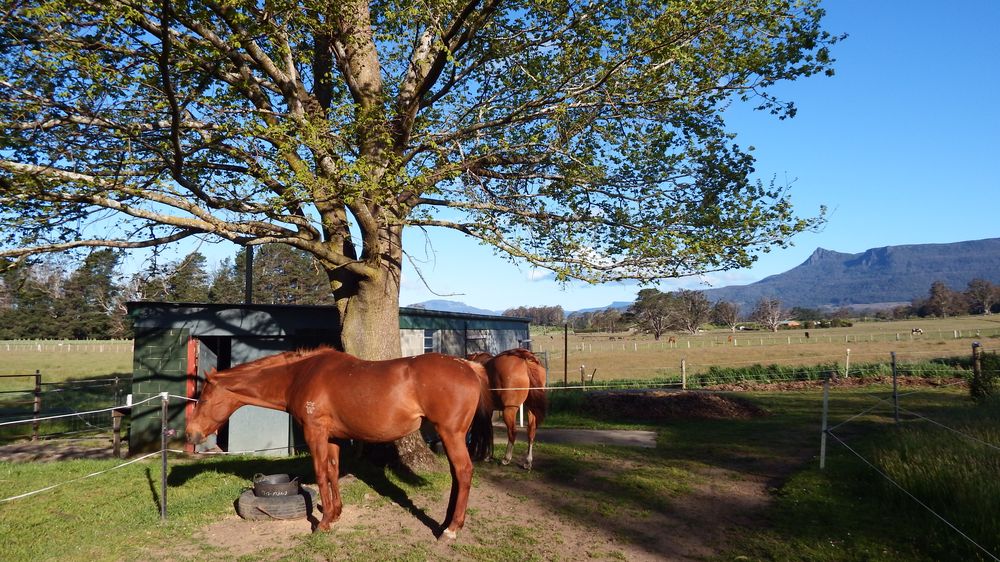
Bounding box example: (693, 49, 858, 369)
(0, 316, 997, 559)
(533, 315, 1000, 383)
(0, 340, 133, 392)
(0, 385, 995, 561)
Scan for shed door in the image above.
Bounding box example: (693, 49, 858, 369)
(226, 338, 294, 456)
(194, 341, 219, 453)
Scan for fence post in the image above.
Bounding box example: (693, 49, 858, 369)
(32, 370, 41, 441)
(891, 351, 899, 424)
(563, 323, 568, 386)
(160, 392, 169, 521)
(972, 342, 982, 380)
(844, 348, 851, 378)
(820, 373, 830, 469)
(112, 409, 124, 458)
(681, 359, 687, 390)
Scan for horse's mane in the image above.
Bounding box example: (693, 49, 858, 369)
(496, 348, 542, 366)
(209, 345, 340, 382)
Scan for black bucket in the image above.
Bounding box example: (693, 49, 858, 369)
(252, 473, 300, 497)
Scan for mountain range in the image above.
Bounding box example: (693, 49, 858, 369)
(408, 237, 1000, 315)
(701, 237, 1000, 311)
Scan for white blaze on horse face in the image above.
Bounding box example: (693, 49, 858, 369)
(306, 401, 316, 415)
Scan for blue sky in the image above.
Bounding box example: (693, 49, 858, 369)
(397, 0, 1000, 312)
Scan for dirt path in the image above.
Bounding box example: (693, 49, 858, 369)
(180, 458, 775, 562)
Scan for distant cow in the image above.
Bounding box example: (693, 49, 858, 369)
(911, 328, 923, 335)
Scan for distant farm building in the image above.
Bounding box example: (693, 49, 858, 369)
(126, 302, 530, 455)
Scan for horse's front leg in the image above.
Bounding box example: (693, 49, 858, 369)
(325, 442, 343, 522)
(306, 430, 339, 531)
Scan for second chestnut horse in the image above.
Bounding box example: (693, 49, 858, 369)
(186, 347, 494, 540)
(468, 349, 547, 469)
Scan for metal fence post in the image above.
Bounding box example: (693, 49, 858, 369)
(160, 392, 169, 521)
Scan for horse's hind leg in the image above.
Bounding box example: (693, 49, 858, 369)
(436, 429, 474, 540)
(524, 410, 538, 470)
(501, 406, 518, 465)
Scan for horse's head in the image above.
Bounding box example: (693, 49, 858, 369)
(185, 378, 242, 445)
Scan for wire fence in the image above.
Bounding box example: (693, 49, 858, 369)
(1, 345, 997, 557)
(0, 373, 131, 442)
(819, 347, 1000, 561)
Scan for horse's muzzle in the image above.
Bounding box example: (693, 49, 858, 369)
(185, 430, 205, 444)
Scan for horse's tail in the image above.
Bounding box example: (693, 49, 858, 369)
(522, 352, 548, 426)
(465, 361, 494, 462)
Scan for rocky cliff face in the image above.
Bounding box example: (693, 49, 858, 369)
(701, 238, 1000, 310)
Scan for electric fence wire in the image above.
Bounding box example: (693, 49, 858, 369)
(827, 431, 1000, 562)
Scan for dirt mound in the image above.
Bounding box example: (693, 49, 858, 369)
(706, 375, 968, 392)
(584, 390, 768, 422)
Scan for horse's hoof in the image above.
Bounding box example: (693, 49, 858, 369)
(500, 458, 511, 466)
(522, 462, 532, 471)
(438, 529, 458, 542)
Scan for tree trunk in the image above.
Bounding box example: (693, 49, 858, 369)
(330, 227, 438, 472)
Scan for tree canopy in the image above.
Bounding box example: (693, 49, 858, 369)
(1, 0, 839, 359)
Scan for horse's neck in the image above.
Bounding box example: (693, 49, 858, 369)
(218, 363, 295, 411)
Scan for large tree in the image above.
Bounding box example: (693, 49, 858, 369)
(1, 1, 836, 462)
(1, 0, 837, 353)
(750, 296, 784, 332)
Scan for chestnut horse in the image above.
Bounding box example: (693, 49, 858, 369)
(468, 349, 547, 470)
(185, 347, 494, 540)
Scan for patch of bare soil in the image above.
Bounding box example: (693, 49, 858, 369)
(0, 437, 122, 462)
(584, 390, 769, 421)
(159, 459, 773, 562)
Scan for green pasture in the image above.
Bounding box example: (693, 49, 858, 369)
(533, 315, 1000, 382)
(0, 340, 133, 392)
(1, 384, 997, 561)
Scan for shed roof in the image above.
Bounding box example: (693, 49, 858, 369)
(126, 302, 530, 335)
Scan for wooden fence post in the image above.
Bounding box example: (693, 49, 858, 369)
(681, 359, 687, 390)
(820, 373, 830, 469)
(891, 352, 899, 424)
(112, 409, 124, 458)
(32, 370, 41, 441)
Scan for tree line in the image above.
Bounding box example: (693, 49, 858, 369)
(0, 247, 334, 340)
(505, 278, 1000, 336)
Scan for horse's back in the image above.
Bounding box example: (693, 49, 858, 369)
(287, 351, 483, 442)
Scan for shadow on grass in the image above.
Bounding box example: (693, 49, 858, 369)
(165, 444, 442, 534)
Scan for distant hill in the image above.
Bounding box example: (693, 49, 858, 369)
(701, 237, 1000, 311)
(404, 299, 499, 316)
(571, 301, 633, 314)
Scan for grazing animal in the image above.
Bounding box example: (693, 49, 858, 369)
(468, 349, 548, 470)
(911, 328, 924, 335)
(186, 347, 494, 540)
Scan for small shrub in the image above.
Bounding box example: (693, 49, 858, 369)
(970, 350, 999, 400)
